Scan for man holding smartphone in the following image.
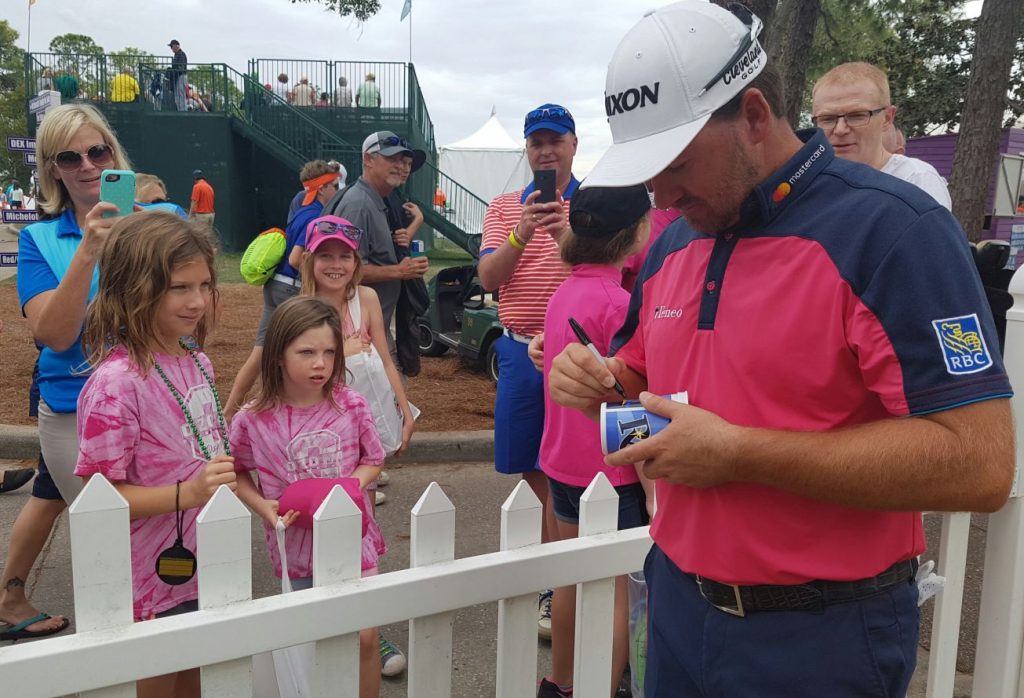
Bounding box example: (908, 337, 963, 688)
(478, 103, 578, 638)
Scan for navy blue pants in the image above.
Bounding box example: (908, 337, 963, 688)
(644, 545, 919, 697)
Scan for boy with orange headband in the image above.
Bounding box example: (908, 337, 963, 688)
(225, 159, 341, 421)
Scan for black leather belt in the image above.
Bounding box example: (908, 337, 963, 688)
(690, 559, 917, 617)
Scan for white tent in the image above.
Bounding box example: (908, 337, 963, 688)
(439, 113, 532, 208)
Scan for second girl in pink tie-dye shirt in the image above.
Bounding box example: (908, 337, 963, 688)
(229, 295, 386, 694)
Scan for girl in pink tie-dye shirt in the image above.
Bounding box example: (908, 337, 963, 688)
(75, 212, 235, 698)
(230, 295, 386, 696)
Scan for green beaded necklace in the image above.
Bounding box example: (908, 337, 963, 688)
(152, 339, 231, 459)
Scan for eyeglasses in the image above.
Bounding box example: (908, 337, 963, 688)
(699, 4, 763, 97)
(524, 106, 573, 129)
(313, 220, 362, 242)
(367, 135, 412, 154)
(51, 143, 114, 172)
(811, 107, 886, 131)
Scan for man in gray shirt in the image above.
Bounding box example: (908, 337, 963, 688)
(327, 130, 429, 358)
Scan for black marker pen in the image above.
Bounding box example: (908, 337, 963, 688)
(568, 317, 627, 400)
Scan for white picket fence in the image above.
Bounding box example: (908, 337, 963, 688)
(3, 267, 1024, 697)
(0, 473, 649, 697)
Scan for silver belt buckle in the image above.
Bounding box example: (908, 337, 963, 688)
(695, 575, 745, 618)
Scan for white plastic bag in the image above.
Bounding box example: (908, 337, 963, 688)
(345, 291, 417, 456)
(270, 520, 315, 698)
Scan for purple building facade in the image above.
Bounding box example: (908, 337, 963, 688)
(906, 127, 1024, 268)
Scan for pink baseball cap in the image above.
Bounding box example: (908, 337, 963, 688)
(305, 215, 362, 253)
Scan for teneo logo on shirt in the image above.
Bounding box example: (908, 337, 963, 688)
(653, 305, 683, 320)
(932, 314, 992, 375)
(605, 82, 660, 116)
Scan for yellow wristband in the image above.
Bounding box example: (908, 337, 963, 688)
(508, 227, 526, 251)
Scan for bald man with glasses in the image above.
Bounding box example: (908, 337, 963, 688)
(812, 62, 951, 208)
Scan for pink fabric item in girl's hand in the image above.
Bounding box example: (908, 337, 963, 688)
(278, 477, 369, 535)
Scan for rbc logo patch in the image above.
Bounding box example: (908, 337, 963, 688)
(932, 314, 992, 375)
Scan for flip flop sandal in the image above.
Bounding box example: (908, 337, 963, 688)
(0, 469, 35, 494)
(0, 612, 70, 641)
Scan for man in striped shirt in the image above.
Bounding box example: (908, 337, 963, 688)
(479, 105, 578, 634)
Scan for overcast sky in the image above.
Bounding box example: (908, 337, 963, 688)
(8, 0, 675, 176)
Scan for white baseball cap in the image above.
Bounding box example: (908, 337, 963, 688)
(584, 1, 766, 189)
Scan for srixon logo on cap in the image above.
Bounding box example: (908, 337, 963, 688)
(605, 82, 661, 116)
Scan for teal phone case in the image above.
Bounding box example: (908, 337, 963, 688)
(100, 170, 136, 217)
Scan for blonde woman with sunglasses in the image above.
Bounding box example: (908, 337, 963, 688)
(0, 104, 133, 642)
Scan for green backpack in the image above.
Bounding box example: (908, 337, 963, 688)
(239, 228, 286, 285)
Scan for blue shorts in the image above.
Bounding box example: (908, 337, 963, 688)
(548, 477, 649, 529)
(31, 453, 62, 501)
(642, 545, 919, 697)
(493, 335, 544, 475)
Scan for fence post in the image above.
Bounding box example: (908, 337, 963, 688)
(573, 473, 620, 696)
(973, 265, 1024, 698)
(408, 482, 456, 698)
(495, 481, 542, 697)
(197, 485, 253, 697)
(69, 474, 136, 698)
(310, 485, 364, 696)
(925, 512, 970, 698)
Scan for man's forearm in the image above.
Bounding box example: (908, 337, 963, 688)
(735, 398, 1014, 513)
(478, 244, 522, 291)
(360, 263, 398, 284)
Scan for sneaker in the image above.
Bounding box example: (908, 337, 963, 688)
(375, 490, 387, 506)
(537, 677, 572, 697)
(379, 635, 406, 677)
(377, 470, 390, 486)
(538, 589, 553, 639)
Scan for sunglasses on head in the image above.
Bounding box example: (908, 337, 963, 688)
(314, 220, 362, 242)
(524, 106, 573, 128)
(370, 135, 412, 153)
(699, 3, 763, 97)
(51, 143, 114, 172)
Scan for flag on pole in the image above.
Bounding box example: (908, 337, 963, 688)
(400, 0, 411, 21)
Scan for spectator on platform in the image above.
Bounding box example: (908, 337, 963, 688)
(273, 73, 290, 105)
(53, 70, 79, 100)
(335, 76, 353, 107)
(110, 67, 140, 103)
(356, 72, 381, 108)
(292, 76, 316, 107)
(167, 40, 188, 112)
(37, 68, 54, 93)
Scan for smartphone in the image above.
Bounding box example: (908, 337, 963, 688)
(533, 169, 556, 204)
(100, 170, 136, 218)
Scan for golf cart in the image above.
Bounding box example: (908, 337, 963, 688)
(417, 264, 503, 383)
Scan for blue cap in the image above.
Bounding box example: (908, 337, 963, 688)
(523, 103, 575, 137)
(192, 169, 203, 179)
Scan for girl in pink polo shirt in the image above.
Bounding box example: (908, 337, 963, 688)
(75, 212, 234, 698)
(538, 184, 653, 698)
(230, 295, 386, 696)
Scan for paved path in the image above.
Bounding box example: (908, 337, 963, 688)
(0, 459, 974, 696)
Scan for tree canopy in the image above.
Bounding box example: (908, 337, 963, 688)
(0, 21, 30, 185)
(289, 0, 381, 22)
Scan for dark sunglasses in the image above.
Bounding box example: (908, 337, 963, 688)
(699, 4, 762, 97)
(369, 135, 412, 153)
(51, 143, 114, 172)
(313, 220, 362, 242)
(524, 106, 573, 128)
